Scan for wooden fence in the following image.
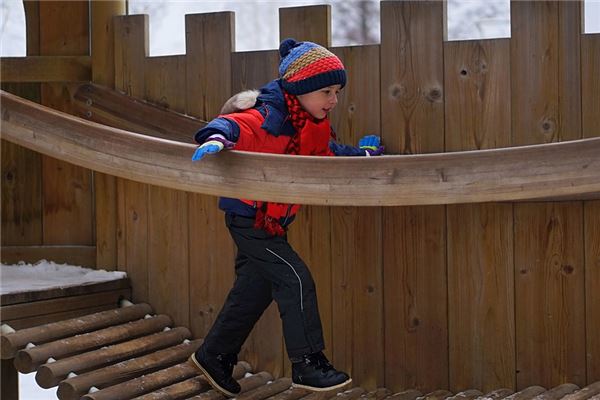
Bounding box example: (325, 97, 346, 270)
(1, 0, 599, 394)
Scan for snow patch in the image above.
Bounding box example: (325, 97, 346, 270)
(1, 260, 126, 295)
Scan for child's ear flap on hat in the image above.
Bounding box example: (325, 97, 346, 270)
(279, 38, 299, 58)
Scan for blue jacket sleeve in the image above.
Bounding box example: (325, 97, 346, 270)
(194, 117, 241, 144)
(328, 140, 367, 156)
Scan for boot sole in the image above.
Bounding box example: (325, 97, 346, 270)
(293, 377, 352, 392)
(189, 353, 239, 398)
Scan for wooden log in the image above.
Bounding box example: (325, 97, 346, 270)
(475, 389, 514, 400)
(361, 389, 393, 400)
(446, 391, 484, 400)
(417, 390, 453, 400)
(0, 303, 152, 359)
(188, 377, 291, 400)
(382, 390, 423, 400)
(532, 384, 580, 400)
(503, 387, 547, 400)
(330, 387, 368, 400)
(265, 386, 311, 400)
(80, 360, 251, 400)
(131, 370, 270, 400)
(233, 372, 285, 400)
(36, 326, 190, 389)
(562, 382, 600, 400)
(56, 339, 201, 400)
(14, 314, 172, 373)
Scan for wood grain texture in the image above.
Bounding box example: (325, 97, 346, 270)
(445, 39, 514, 392)
(0, 56, 91, 82)
(582, 34, 600, 139)
(585, 201, 600, 383)
(515, 203, 585, 389)
(279, 5, 331, 46)
(381, 1, 447, 392)
(383, 205, 447, 392)
(148, 185, 189, 327)
(0, 245, 95, 267)
(38, 1, 93, 247)
(91, 0, 125, 271)
(447, 204, 514, 392)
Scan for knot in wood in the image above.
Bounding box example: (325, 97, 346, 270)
(540, 118, 556, 134)
(348, 103, 356, 113)
(389, 83, 405, 101)
(561, 265, 574, 275)
(426, 87, 442, 103)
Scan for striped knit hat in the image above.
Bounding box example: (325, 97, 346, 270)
(278, 38, 346, 95)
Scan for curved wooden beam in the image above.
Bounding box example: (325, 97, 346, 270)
(2, 90, 599, 206)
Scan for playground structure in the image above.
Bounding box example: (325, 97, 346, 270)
(1, 1, 600, 399)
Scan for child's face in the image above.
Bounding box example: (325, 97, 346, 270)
(297, 84, 342, 120)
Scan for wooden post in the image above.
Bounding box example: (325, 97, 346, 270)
(1, 303, 152, 359)
(56, 339, 202, 400)
(91, 0, 126, 271)
(35, 326, 191, 388)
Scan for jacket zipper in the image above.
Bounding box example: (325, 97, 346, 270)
(281, 204, 293, 226)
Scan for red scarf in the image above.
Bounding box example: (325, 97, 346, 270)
(253, 92, 313, 236)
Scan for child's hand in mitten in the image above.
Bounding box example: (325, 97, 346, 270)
(192, 136, 234, 161)
(358, 135, 384, 156)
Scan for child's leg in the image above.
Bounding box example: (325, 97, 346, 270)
(202, 252, 273, 355)
(225, 214, 325, 359)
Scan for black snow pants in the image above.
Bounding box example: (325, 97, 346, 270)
(201, 213, 325, 359)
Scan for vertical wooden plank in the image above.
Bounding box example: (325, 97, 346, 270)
(231, 50, 278, 94)
(39, 1, 93, 247)
(143, 53, 190, 327)
(279, 5, 331, 46)
(91, 0, 126, 270)
(447, 204, 514, 391)
(326, 45, 383, 390)
(380, 0, 448, 392)
(585, 201, 600, 383)
(279, 5, 332, 379)
(113, 15, 149, 297)
(185, 11, 234, 119)
(444, 39, 514, 392)
(144, 56, 187, 113)
(383, 206, 447, 392)
(444, 40, 511, 151)
(582, 31, 600, 384)
(147, 186, 189, 327)
(24, 0, 40, 56)
(581, 34, 600, 139)
(511, 1, 586, 389)
(514, 203, 585, 388)
(510, 0, 558, 145)
(187, 195, 236, 341)
(1, 140, 41, 246)
(228, 48, 283, 377)
(558, 1, 582, 141)
(123, 180, 149, 304)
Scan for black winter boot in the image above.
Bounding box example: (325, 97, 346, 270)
(292, 352, 352, 391)
(189, 345, 241, 397)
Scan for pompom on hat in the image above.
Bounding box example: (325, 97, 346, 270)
(278, 38, 346, 95)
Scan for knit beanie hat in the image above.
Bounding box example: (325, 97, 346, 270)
(278, 38, 346, 95)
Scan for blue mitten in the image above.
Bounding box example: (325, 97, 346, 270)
(192, 136, 234, 161)
(358, 135, 384, 156)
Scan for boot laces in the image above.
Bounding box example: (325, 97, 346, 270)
(307, 352, 334, 372)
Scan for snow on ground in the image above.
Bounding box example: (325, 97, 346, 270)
(1, 260, 126, 295)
